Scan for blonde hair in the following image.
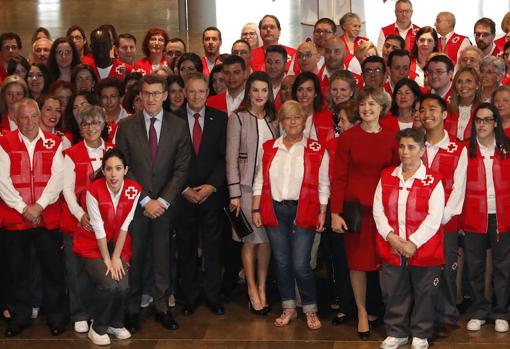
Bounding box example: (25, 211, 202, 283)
(14, 98, 39, 118)
(277, 100, 306, 122)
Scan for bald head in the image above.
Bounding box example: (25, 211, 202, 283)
(32, 38, 52, 64)
(324, 37, 345, 71)
(435, 12, 455, 36)
(297, 41, 320, 73)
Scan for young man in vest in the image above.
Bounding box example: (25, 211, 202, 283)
(377, 0, 420, 53)
(374, 128, 445, 349)
(385, 49, 412, 95)
(0, 98, 66, 337)
(201, 27, 222, 77)
(434, 12, 471, 65)
(419, 94, 467, 337)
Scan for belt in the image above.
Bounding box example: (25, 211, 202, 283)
(279, 200, 298, 206)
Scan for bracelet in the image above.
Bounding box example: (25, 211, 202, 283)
(252, 208, 260, 213)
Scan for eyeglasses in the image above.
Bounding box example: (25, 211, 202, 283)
(314, 29, 333, 35)
(141, 90, 164, 98)
(165, 50, 183, 57)
(297, 52, 314, 60)
(364, 68, 383, 74)
(56, 49, 72, 56)
(34, 47, 50, 53)
(28, 72, 43, 79)
(427, 70, 448, 77)
(242, 31, 257, 37)
(395, 9, 412, 14)
(2, 45, 18, 51)
(474, 117, 495, 125)
(80, 120, 103, 128)
(474, 32, 492, 38)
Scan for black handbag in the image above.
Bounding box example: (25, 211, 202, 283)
(342, 201, 362, 233)
(224, 207, 254, 239)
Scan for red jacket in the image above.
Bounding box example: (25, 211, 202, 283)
(251, 45, 296, 72)
(438, 33, 468, 64)
(382, 23, 421, 52)
(460, 147, 510, 234)
(0, 130, 62, 230)
(84, 57, 132, 81)
(73, 178, 141, 261)
(60, 141, 114, 235)
(133, 57, 167, 76)
(259, 138, 325, 230)
(422, 135, 465, 232)
(206, 92, 227, 113)
(376, 166, 444, 266)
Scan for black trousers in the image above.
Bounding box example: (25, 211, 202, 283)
(128, 206, 174, 314)
(435, 232, 460, 325)
(3, 228, 66, 328)
(82, 258, 129, 335)
(380, 260, 441, 339)
(463, 214, 510, 321)
(175, 193, 224, 305)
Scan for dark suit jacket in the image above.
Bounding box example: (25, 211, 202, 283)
(174, 106, 227, 191)
(115, 110, 192, 206)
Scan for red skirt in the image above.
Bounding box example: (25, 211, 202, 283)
(343, 206, 380, 271)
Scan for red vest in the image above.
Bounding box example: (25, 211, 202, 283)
(251, 45, 296, 73)
(0, 130, 62, 230)
(495, 36, 507, 53)
(376, 166, 444, 266)
(259, 138, 325, 230)
(312, 111, 335, 146)
(85, 58, 132, 81)
(206, 92, 227, 113)
(438, 33, 467, 64)
(460, 148, 510, 234)
(422, 135, 464, 232)
(201, 56, 212, 77)
(445, 109, 474, 141)
(106, 121, 119, 143)
(60, 141, 114, 235)
(73, 178, 141, 261)
(133, 57, 167, 76)
(339, 35, 368, 55)
(382, 23, 420, 52)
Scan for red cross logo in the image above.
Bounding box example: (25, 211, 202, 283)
(105, 145, 113, 151)
(125, 186, 138, 200)
(412, 27, 419, 35)
(356, 38, 367, 46)
(446, 142, 458, 153)
(43, 138, 55, 149)
(421, 174, 434, 186)
(309, 141, 321, 152)
(107, 124, 112, 134)
(115, 65, 126, 76)
(136, 68, 146, 75)
(286, 54, 292, 63)
(452, 36, 459, 44)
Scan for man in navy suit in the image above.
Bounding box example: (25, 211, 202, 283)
(174, 72, 228, 315)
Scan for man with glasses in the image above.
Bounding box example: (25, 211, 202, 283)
(418, 94, 467, 339)
(458, 45, 483, 71)
(295, 42, 320, 75)
(174, 72, 227, 316)
(361, 55, 386, 90)
(117, 33, 137, 66)
(31, 38, 52, 65)
(434, 12, 471, 65)
(116, 74, 191, 333)
(377, 0, 420, 53)
(474, 18, 500, 58)
(0, 32, 22, 83)
(425, 55, 454, 103)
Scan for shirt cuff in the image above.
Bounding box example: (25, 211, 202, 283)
(380, 227, 394, 241)
(36, 198, 48, 210)
(94, 229, 107, 240)
(157, 197, 170, 209)
(15, 202, 27, 215)
(139, 196, 150, 208)
(408, 234, 423, 249)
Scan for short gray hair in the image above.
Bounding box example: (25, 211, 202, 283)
(76, 104, 106, 126)
(480, 56, 505, 78)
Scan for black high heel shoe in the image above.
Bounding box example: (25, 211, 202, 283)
(357, 330, 370, 340)
(248, 299, 265, 315)
(331, 312, 349, 326)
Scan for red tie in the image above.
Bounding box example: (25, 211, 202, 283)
(148, 117, 157, 163)
(192, 113, 202, 154)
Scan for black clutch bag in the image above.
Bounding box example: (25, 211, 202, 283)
(224, 207, 254, 239)
(342, 201, 362, 233)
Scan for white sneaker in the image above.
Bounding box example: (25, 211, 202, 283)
(74, 320, 89, 333)
(411, 337, 429, 349)
(381, 336, 408, 349)
(466, 319, 486, 331)
(495, 319, 509, 333)
(88, 326, 111, 346)
(106, 327, 131, 339)
(31, 307, 39, 319)
(140, 294, 153, 308)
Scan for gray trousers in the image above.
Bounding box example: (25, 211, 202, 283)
(82, 258, 129, 335)
(463, 214, 510, 321)
(435, 232, 460, 325)
(380, 260, 441, 339)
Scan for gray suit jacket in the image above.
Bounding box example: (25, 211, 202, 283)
(115, 110, 192, 205)
(226, 110, 279, 199)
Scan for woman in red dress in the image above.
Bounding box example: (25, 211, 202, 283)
(331, 86, 398, 338)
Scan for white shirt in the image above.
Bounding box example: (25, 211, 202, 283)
(478, 138, 496, 214)
(377, 23, 413, 54)
(253, 136, 330, 205)
(424, 130, 467, 226)
(97, 65, 113, 80)
(86, 182, 140, 240)
(63, 140, 106, 221)
(457, 105, 472, 140)
(373, 162, 445, 248)
(431, 82, 452, 100)
(415, 64, 425, 87)
(0, 129, 64, 213)
(398, 121, 413, 130)
(226, 89, 245, 116)
(8, 117, 17, 131)
(304, 114, 318, 141)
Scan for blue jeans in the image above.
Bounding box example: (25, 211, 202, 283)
(266, 201, 317, 313)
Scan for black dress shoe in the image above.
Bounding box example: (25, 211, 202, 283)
(50, 326, 65, 336)
(155, 311, 179, 330)
(208, 304, 225, 316)
(357, 330, 370, 340)
(331, 313, 349, 326)
(124, 313, 140, 333)
(435, 322, 457, 338)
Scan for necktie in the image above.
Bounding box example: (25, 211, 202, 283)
(441, 37, 447, 52)
(148, 117, 157, 163)
(192, 113, 202, 155)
